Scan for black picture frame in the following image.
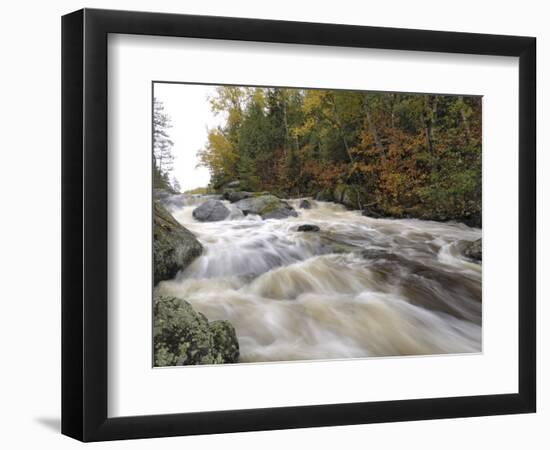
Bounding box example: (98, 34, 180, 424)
(61, 8, 536, 442)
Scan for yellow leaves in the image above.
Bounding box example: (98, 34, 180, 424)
(197, 129, 238, 178)
(292, 117, 316, 138)
(348, 161, 373, 176)
(302, 90, 324, 114)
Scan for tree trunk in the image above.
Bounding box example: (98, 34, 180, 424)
(282, 93, 290, 157)
(422, 96, 435, 154)
(329, 95, 355, 163)
(363, 98, 385, 160)
(458, 96, 471, 144)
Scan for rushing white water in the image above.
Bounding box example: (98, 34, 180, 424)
(156, 195, 482, 363)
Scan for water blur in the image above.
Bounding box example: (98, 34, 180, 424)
(156, 195, 482, 362)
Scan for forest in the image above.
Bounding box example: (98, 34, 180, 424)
(152, 85, 483, 366)
(155, 86, 482, 227)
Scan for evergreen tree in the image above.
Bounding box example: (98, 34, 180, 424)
(153, 98, 176, 191)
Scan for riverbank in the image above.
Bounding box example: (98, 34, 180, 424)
(201, 180, 482, 228)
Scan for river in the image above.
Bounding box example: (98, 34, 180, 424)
(155, 195, 482, 363)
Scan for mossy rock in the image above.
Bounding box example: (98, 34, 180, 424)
(154, 202, 203, 285)
(315, 189, 334, 202)
(333, 184, 347, 203)
(154, 296, 239, 366)
(234, 194, 298, 220)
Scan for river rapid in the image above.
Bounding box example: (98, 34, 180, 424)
(155, 195, 482, 363)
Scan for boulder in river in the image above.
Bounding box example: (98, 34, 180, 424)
(297, 224, 320, 232)
(224, 191, 252, 203)
(299, 199, 312, 209)
(462, 238, 482, 262)
(154, 296, 239, 366)
(154, 202, 203, 285)
(192, 199, 231, 222)
(235, 194, 298, 220)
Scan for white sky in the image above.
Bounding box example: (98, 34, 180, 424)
(153, 83, 223, 191)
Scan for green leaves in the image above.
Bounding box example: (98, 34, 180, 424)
(197, 86, 481, 226)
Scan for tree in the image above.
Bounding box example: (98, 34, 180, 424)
(197, 128, 239, 188)
(153, 98, 176, 190)
(195, 86, 481, 226)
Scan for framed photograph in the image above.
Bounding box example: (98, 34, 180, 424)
(62, 8, 536, 441)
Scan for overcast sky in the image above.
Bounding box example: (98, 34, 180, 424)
(153, 83, 224, 191)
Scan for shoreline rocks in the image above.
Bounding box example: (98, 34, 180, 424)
(154, 296, 239, 366)
(313, 184, 480, 228)
(154, 202, 203, 285)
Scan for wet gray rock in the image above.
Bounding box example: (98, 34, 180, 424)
(235, 195, 298, 220)
(362, 207, 383, 219)
(299, 199, 312, 209)
(359, 249, 481, 322)
(154, 202, 203, 285)
(192, 199, 231, 222)
(463, 238, 482, 262)
(154, 296, 239, 366)
(224, 191, 252, 203)
(297, 224, 320, 232)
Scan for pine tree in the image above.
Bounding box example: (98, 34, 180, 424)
(153, 98, 175, 190)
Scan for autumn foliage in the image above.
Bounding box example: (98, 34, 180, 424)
(197, 87, 482, 226)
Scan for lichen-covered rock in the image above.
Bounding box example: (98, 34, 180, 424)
(299, 199, 312, 209)
(463, 238, 482, 262)
(234, 194, 298, 220)
(154, 296, 239, 366)
(154, 202, 203, 285)
(192, 199, 230, 222)
(208, 320, 240, 363)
